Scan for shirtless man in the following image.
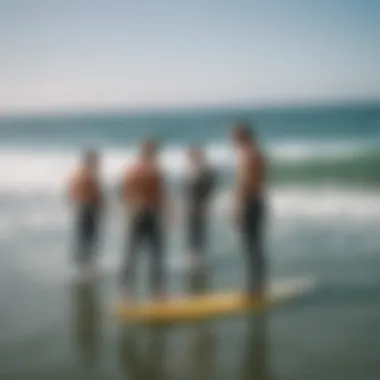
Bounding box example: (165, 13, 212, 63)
(68, 150, 103, 272)
(120, 138, 167, 300)
(230, 123, 266, 297)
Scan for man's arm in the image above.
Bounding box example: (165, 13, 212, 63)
(234, 157, 248, 211)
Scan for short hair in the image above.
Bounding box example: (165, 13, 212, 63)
(188, 143, 202, 153)
(231, 121, 254, 142)
(83, 149, 98, 163)
(142, 135, 158, 145)
(188, 144, 204, 160)
(140, 136, 159, 156)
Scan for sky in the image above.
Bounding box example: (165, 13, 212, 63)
(0, 0, 379, 114)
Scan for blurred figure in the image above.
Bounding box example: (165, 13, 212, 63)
(68, 150, 103, 276)
(184, 146, 216, 271)
(71, 278, 101, 368)
(230, 123, 266, 297)
(120, 138, 168, 300)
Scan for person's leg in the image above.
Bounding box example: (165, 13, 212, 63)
(240, 199, 264, 296)
(246, 199, 266, 296)
(85, 208, 99, 265)
(120, 215, 141, 297)
(188, 212, 197, 255)
(251, 200, 266, 295)
(188, 212, 206, 269)
(74, 207, 90, 266)
(146, 213, 165, 299)
(240, 207, 255, 295)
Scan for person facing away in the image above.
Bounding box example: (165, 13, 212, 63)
(68, 150, 103, 273)
(184, 146, 216, 270)
(230, 123, 266, 297)
(120, 138, 168, 300)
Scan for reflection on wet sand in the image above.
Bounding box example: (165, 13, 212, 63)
(119, 326, 169, 380)
(118, 269, 211, 380)
(187, 268, 216, 380)
(118, 268, 270, 380)
(187, 269, 271, 380)
(71, 277, 101, 367)
(239, 312, 271, 380)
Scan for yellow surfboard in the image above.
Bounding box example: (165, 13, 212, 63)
(114, 277, 316, 324)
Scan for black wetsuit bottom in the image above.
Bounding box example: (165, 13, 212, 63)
(121, 210, 165, 296)
(240, 197, 265, 294)
(75, 205, 99, 264)
(187, 209, 207, 256)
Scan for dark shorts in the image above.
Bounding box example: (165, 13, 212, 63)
(127, 210, 163, 251)
(187, 209, 207, 255)
(121, 210, 165, 294)
(75, 205, 99, 263)
(239, 197, 266, 293)
(241, 197, 264, 240)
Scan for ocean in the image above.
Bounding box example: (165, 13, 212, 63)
(0, 103, 380, 380)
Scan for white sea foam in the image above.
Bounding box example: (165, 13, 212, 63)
(268, 138, 373, 162)
(0, 137, 375, 193)
(215, 187, 380, 222)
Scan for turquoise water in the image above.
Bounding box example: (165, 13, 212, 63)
(0, 103, 380, 379)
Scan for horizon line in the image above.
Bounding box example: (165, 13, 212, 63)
(0, 97, 379, 120)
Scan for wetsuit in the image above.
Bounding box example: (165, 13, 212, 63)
(239, 195, 265, 294)
(121, 208, 165, 296)
(75, 203, 100, 265)
(184, 167, 216, 257)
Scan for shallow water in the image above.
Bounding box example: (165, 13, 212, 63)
(1, 104, 380, 379)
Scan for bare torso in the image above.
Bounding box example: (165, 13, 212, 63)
(236, 146, 265, 201)
(69, 168, 102, 206)
(122, 162, 164, 213)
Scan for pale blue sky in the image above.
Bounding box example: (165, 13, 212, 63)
(0, 0, 379, 113)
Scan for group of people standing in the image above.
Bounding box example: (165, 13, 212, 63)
(68, 122, 266, 300)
